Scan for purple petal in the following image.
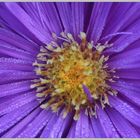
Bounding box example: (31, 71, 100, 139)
(103, 3, 140, 39)
(67, 121, 76, 138)
(67, 110, 95, 138)
(16, 109, 53, 138)
(75, 110, 94, 137)
(56, 3, 72, 33)
(71, 3, 85, 37)
(0, 81, 33, 97)
(0, 100, 38, 136)
(105, 17, 140, 54)
(109, 95, 140, 128)
(106, 107, 139, 137)
(82, 84, 93, 103)
(3, 108, 41, 138)
(0, 70, 36, 85)
(111, 80, 140, 107)
(42, 114, 72, 138)
(108, 44, 140, 69)
(96, 106, 119, 137)
(46, 113, 73, 138)
(56, 2, 86, 37)
(0, 28, 39, 54)
(0, 92, 36, 116)
(19, 3, 63, 35)
(0, 58, 34, 71)
(116, 69, 140, 80)
(0, 3, 52, 44)
(40, 112, 60, 138)
(87, 3, 112, 43)
(0, 40, 34, 61)
(90, 116, 106, 137)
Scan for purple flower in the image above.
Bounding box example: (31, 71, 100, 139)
(0, 2, 140, 138)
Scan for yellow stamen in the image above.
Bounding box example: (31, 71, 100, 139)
(31, 32, 117, 120)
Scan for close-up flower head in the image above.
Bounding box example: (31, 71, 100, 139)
(0, 2, 140, 138)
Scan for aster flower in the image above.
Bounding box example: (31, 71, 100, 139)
(0, 2, 140, 138)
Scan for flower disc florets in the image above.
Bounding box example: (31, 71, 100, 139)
(31, 32, 118, 120)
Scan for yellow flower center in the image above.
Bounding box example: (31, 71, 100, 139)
(31, 32, 118, 120)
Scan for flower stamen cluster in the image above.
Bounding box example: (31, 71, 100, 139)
(31, 32, 118, 120)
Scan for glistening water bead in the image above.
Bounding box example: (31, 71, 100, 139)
(31, 32, 118, 120)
